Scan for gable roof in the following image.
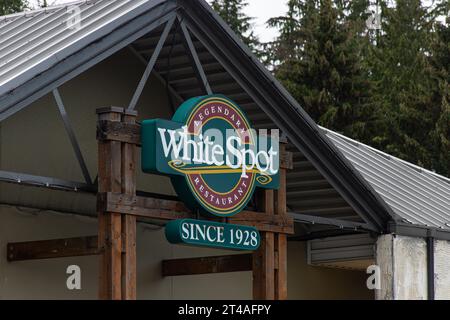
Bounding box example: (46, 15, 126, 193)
(0, 0, 448, 237)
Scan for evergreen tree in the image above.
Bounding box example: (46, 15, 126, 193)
(270, 0, 376, 142)
(266, 0, 448, 176)
(265, 0, 305, 67)
(211, 0, 260, 54)
(368, 0, 442, 169)
(428, 18, 450, 176)
(0, 0, 28, 15)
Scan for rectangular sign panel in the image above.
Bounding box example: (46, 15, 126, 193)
(165, 219, 260, 251)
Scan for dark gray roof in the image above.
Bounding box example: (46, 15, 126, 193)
(323, 128, 450, 230)
(0, 0, 163, 97)
(0, 0, 448, 236)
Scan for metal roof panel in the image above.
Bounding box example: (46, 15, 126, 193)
(323, 128, 450, 230)
(0, 0, 164, 96)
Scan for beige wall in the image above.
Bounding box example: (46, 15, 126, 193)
(0, 48, 372, 300)
(0, 48, 175, 198)
(288, 242, 373, 299)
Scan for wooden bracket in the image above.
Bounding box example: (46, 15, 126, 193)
(97, 120, 141, 145)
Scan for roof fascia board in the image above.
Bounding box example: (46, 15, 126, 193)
(0, 1, 177, 120)
(388, 222, 450, 241)
(290, 211, 376, 232)
(178, 0, 393, 232)
(0, 170, 95, 193)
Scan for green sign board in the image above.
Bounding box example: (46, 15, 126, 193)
(141, 94, 280, 218)
(165, 219, 260, 251)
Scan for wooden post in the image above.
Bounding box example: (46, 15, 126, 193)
(95, 110, 291, 300)
(252, 142, 290, 300)
(97, 107, 137, 300)
(253, 189, 275, 300)
(120, 110, 137, 300)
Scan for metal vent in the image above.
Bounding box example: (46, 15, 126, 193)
(307, 234, 375, 270)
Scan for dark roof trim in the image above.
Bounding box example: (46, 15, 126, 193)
(178, 0, 394, 232)
(290, 211, 374, 231)
(388, 222, 450, 241)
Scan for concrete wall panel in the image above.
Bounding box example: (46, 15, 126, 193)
(435, 240, 450, 300)
(376, 234, 428, 300)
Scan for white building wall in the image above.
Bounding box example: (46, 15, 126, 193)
(435, 240, 450, 300)
(376, 234, 427, 300)
(394, 235, 428, 299)
(376, 234, 450, 300)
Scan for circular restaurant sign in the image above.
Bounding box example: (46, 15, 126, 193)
(141, 95, 279, 217)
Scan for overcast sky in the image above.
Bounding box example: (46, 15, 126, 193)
(27, 0, 447, 41)
(28, 0, 288, 42)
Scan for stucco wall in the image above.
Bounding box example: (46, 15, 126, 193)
(376, 234, 432, 300)
(0, 48, 373, 300)
(435, 240, 450, 300)
(377, 234, 450, 300)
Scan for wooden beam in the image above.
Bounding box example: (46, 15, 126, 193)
(7, 236, 99, 261)
(97, 120, 141, 145)
(162, 254, 252, 277)
(100, 192, 294, 234)
(231, 211, 293, 234)
(97, 107, 124, 300)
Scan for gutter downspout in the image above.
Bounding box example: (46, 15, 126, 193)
(427, 233, 435, 300)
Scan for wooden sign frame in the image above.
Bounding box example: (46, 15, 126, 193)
(96, 107, 293, 299)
